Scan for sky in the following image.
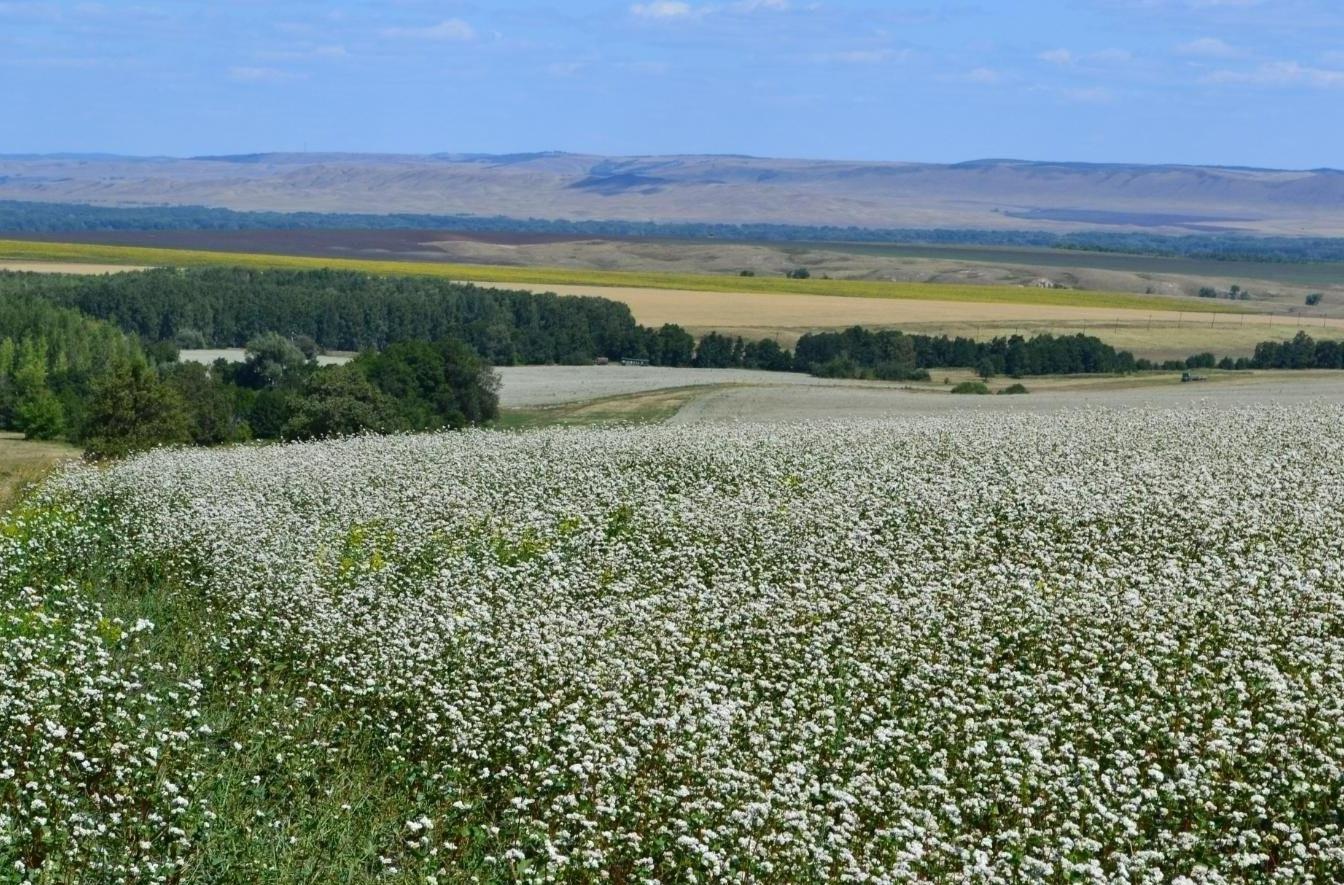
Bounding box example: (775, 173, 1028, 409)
(2, 0, 1342, 168)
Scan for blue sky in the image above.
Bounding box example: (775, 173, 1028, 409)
(3, 0, 1342, 168)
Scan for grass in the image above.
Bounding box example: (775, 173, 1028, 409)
(0, 432, 80, 512)
(0, 238, 1246, 314)
(496, 386, 707, 430)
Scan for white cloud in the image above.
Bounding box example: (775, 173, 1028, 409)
(814, 48, 904, 64)
(257, 45, 347, 62)
(1040, 47, 1133, 66)
(965, 67, 1003, 84)
(623, 60, 672, 74)
(228, 66, 304, 83)
(733, 0, 789, 10)
(1091, 48, 1133, 63)
(631, 1, 694, 18)
(1204, 60, 1344, 88)
(546, 61, 587, 78)
(380, 19, 476, 41)
(1061, 86, 1113, 103)
(1177, 36, 1237, 58)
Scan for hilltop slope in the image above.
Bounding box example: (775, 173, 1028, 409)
(2, 152, 1342, 235)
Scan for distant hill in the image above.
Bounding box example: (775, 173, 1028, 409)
(1, 152, 1341, 235)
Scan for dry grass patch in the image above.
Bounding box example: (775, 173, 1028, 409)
(0, 260, 152, 275)
(0, 432, 80, 511)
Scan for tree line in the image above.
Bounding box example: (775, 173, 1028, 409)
(792, 327, 1141, 379)
(8, 266, 1344, 459)
(0, 269, 1178, 381)
(0, 289, 497, 457)
(0, 268, 648, 361)
(1250, 331, 1344, 370)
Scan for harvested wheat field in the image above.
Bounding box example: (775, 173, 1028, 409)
(473, 281, 1344, 360)
(0, 260, 152, 275)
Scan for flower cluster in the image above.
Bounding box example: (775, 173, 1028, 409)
(7, 406, 1344, 881)
(0, 511, 209, 883)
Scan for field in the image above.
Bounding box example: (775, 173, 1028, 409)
(0, 238, 1246, 313)
(6, 237, 1341, 359)
(494, 365, 887, 408)
(492, 365, 1344, 422)
(9, 228, 1343, 300)
(0, 260, 153, 275)
(6, 406, 1344, 881)
(0, 433, 79, 511)
(475, 282, 1340, 360)
(496, 386, 710, 429)
(818, 241, 1344, 289)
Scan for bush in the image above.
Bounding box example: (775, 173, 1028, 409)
(950, 381, 990, 395)
(873, 362, 930, 382)
(1307, 293, 1324, 306)
(998, 383, 1029, 395)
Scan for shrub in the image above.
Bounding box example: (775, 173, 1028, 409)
(999, 383, 1029, 395)
(950, 381, 990, 395)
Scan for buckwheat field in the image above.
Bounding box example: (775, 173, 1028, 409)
(5, 407, 1344, 883)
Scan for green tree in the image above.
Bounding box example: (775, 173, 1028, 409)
(162, 362, 247, 446)
(653, 324, 695, 367)
(282, 366, 402, 441)
(82, 365, 191, 459)
(245, 388, 294, 440)
(15, 388, 65, 440)
(8, 346, 63, 438)
(693, 333, 740, 369)
(239, 332, 308, 389)
(354, 339, 499, 430)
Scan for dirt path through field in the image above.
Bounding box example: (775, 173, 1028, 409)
(670, 371, 1344, 423)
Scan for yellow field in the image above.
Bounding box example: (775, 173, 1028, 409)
(0, 238, 1246, 314)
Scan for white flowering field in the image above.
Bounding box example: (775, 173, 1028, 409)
(5, 407, 1344, 882)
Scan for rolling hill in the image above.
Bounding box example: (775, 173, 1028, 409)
(2, 152, 1342, 235)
